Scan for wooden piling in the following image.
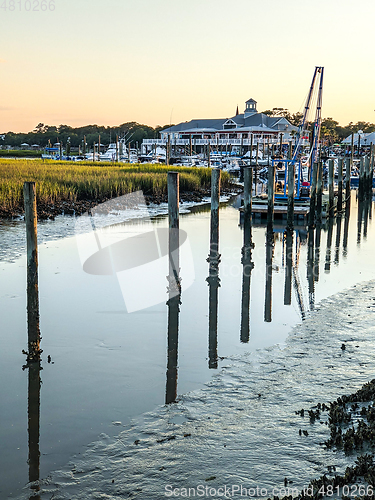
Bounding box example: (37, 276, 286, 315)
(309, 162, 318, 228)
(364, 155, 370, 199)
(345, 157, 351, 209)
(359, 157, 365, 202)
(210, 168, 221, 262)
(254, 142, 259, 195)
(287, 161, 295, 230)
(316, 161, 323, 223)
(267, 162, 275, 236)
(337, 158, 343, 212)
(328, 159, 334, 216)
(23, 182, 41, 362)
(370, 145, 374, 198)
(243, 167, 252, 225)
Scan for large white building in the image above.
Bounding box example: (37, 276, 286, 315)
(142, 99, 298, 155)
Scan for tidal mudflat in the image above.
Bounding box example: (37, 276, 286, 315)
(1, 192, 375, 498)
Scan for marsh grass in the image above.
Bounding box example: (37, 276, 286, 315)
(0, 159, 231, 210)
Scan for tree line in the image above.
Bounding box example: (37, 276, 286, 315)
(1, 112, 375, 149)
(0, 122, 171, 149)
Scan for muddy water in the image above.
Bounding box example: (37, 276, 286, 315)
(1, 192, 375, 498)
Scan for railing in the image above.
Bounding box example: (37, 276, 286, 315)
(142, 138, 282, 146)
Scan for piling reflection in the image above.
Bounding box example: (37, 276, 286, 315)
(240, 213, 254, 343)
(363, 199, 370, 239)
(207, 251, 220, 368)
(334, 215, 342, 265)
(307, 228, 315, 311)
(324, 217, 334, 272)
(264, 229, 273, 323)
(27, 361, 41, 500)
(165, 227, 181, 405)
(292, 232, 306, 320)
(314, 224, 322, 282)
(357, 200, 364, 245)
(283, 229, 293, 306)
(343, 206, 350, 257)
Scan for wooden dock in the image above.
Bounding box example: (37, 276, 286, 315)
(239, 196, 310, 221)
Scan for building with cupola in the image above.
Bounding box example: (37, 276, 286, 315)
(142, 99, 298, 154)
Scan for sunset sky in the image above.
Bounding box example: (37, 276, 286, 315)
(1, 0, 374, 132)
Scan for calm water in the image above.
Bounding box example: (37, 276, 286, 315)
(1, 191, 375, 498)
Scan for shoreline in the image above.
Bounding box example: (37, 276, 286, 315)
(12, 280, 375, 499)
(0, 185, 243, 221)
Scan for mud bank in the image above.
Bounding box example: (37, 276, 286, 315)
(0, 186, 242, 220)
(15, 280, 375, 499)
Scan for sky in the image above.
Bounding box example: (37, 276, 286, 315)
(1, 0, 375, 132)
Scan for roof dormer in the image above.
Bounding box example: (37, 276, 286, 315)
(223, 118, 237, 130)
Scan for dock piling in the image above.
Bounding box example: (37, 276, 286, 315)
(267, 163, 275, 237)
(23, 182, 41, 362)
(309, 162, 318, 228)
(287, 161, 295, 230)
(328, 159, 334, 217)
(337, 158, 343, 212)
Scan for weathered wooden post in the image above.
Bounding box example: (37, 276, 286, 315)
(243, 167, 252, 225)
(23, 182, 41, 362)
(345, 157, 351, 209)
(207, 168, 221, 368)
(166, 172, 180, 404)
(370, 145, 374, 198)
(364, 155, 370, 199)
(166, 136, 171, 166)
(254, 142, 259, 194)
(98, 134, 101, 161)
(59, 140, 63, 160)
(116, 135, 119, 162)
(309, 162, 318, 228)
(287, 160, 295, 230)
(279, 133, 284, 158)
(168, 172, 179, 283)
(328, 159, 334, 216)
(267, 162, 275, 237)
(316, 161, 323, 223)
(210, 168, 221, 262)
(337, 158, 343, 212)
(359, 157, 365, 202)
(189, 135, 192, 157)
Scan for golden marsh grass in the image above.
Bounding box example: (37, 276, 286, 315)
(0, 159, 231, 210)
